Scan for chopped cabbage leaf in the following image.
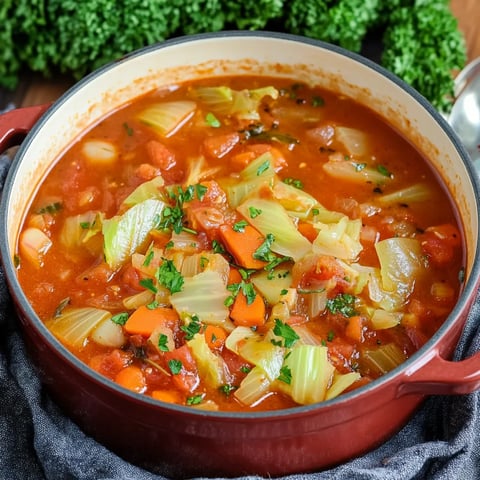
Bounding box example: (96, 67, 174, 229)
(237, 197, 312, 262)
(251, 267, 292, 305)
(169, 270, 230, 325)
(102, 199, 165, 269)
(312, 216, 363, 261)
(325, 371, 361, 400)
(376, 183, 433, 206)
(323, 159, 391, 185)
(138, 101, 196, 137)
(237, 337, 284, 382)
(334, 126, 370, 156)
(122, 176, 165, 208)
(272, 179, 320, 219)
(234, 366, 271, 406)
(189, 85, 279, 121)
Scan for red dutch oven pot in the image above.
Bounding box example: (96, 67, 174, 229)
(1, 32, 480, 478)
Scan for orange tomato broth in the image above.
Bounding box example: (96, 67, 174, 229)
(16, 75, 464, 412)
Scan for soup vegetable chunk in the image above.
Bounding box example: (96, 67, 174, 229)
(17, 76, 464, 411)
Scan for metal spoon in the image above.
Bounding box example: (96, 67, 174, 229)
(448, 57, 480, 174)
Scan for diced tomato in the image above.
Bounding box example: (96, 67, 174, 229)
(420, 232, 455, 266)
(163, 345, 200, 393)
(89, 349, 133, 379)
(145, 139, 176, 170)
(203, 132, 240, 159)
(135, 163, 161, 181)
(221, 348, 252, 385)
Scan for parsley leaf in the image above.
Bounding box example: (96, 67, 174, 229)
(273, 318, 300, 348)
(186, 394, 204, 405)
(168, 359, 183, 375)
(181, 314, 202, 340)
(253, 233, 276, 262)
(158, 333, 170, 352)
(111, 312, 129, 325)
(283, 177, 304, 189)
(233, 220, 249, 232)
(278, 365, 292, 384)
(156, 259, 184, 294)
(325, 293, 357, 317)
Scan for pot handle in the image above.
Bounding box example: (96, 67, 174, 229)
(397, 349, 480, 397)
(0, 104, 50, 153)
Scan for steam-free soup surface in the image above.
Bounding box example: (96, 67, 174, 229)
(17, 76, 464, 411)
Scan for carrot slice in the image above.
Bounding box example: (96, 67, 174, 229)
(219, 223, 267, 270)
(151, 389, 183, 404)
(124, 305, 179, 337)
(115, 365, 146, 393)
(230, 289, 266, 327)
(204, 325, 227, 350)
(297, 222, 318, 242)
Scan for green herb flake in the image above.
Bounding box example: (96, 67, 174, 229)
(312, 96, 325, 107)
(195, 183, 208, 201)
(186, 394, 204, 405)
(256, 159, 271, 176)
(327, 330, 335, 342)
(123, 122, 134, 136)
(79, 221, 91, 229)
(283, 177, 304, 189)
(205, 112, 221, 128)
(212, 239, 225, 254)
(273, 318, 300, 348)
(156, 259, 184, 294)
(37, 202, 62, 215)
(200, 256, 209, 269)
(139, 277, 158, 294)
(233, 220, 249, 233)
(219, 384, 237, 396)
(240, 365, 252, 374)
(168, 359, 183, 375)
(181, 314, 202, 340)
(248, 206, 262, 218)
(377, 165, 392, 177)
(354, 162, 367, 172)
(143, 249, 155, 267)
(280, 289, 288, 296)
(326, 293, 357, 318)
(158, 333, 170, 352)
(253, 233, 276, 263)
(278, 365, 292, 384)
(111, 312, 129, 326)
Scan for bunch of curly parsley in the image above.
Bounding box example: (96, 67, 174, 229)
(0, 0, 466, 112)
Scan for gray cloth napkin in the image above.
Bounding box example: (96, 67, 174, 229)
(0, 152, 479, 480)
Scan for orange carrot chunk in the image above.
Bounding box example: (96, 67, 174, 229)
(219, 223, 267, 270)
(204, 325, 228, 350)
(151, 389, 183, 404)
(230, 289, 266, 328)
(345, 315, 364, 343)
(115, 365, 146, 393)
(124, 305, 179, 337)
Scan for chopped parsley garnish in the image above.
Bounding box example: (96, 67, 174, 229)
(377, 165, 392, 177)
(79, 221, 91, 229)
(219, 384, 237, 396)
(312, 96, 325, 107)
(232, 220, 249, 232)
(283, 177, 304, 189)
(205, 112, 221, 128)
(199, 256, 209, 269)
(37, 201, 62, 215)
(195, 183, 208, 201)
(256, 159, 271, 176)
(181, 314, 202, 340)
(123, 122, 134, 136)
(273, 318, 300, 348)
(212, 239, 226, 254)
(240, 365, 252, 374)
(143, 249, 154, 267)
(156, 259, 184, 294)
(186, 394, 204, 405)
(253, 233, 276, 263)
(327, 330, 335, 342)
(139, 277, 158, 294)
(278, 365, 292, 384)
(111, 312, 129, 325)
(326, 293, 357, 317)
(280, 289, 288, 296)
(158, 333, 170, 352)
(226, 280, 257, 306)
(248, 206, 262, 218)
(168, 359, 183, 375)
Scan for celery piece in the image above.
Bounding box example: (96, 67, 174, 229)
(237, 337, 284, 382)
(334, 126, 370, 156)
(323, 160, 391, 185)
(361, 343, 407, 375)
(312, 216, 363, 261)
(237, 197, 312, 261)
(102, 199, 165, 270)
(376, 183, 432, 206)
(122, 176, 165, 208)
(138, 101, 196, 137)
(190, 85, 278, 121)
(46, 307, 111, 349)
(272, 179, 320, 219)
(370, 309, 402, 330)
(234, 365, 272, 406)
(283, 344, 335, 405)
(187, 333, 227, 388)
(325, 371, 361, 400)
(169, 270, 230, 325)
(251, 267, 292, 305)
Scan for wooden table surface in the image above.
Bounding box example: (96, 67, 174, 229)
(12, 1, 480, 107)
